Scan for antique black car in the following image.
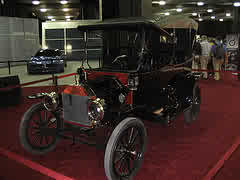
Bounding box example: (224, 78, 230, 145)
(19, 18, 201, 180)
(27, 49, 66, 74)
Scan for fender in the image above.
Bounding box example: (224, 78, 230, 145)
(169, 72, 198, 110)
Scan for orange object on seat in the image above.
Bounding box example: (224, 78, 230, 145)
(63, 85, 89, 96)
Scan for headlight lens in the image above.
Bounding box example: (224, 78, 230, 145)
(43, 92, 58, 111)
(128, 76, 139, 90)
(88, 98, 104, 126)
(53, 60, 64, 64)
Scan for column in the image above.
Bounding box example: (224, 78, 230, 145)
(232, 7, 240, 33)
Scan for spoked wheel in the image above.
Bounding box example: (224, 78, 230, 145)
(104, 117, 147, 180)
(19, 103, 60, 155)
(184, 84, 201, 124)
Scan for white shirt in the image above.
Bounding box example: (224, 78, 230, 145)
(200, 40, 211, 56)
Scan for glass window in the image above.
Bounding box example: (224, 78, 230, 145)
(35, 49, 62, 57)
(46, 29, 64, 39)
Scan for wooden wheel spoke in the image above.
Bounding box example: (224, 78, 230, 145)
(128, 127, 134, 144)
(38, 111, 42, 123)
(114, 153, 126, 165)
(48, 120, 56, 127)
(40, 136, 43, 145)
(129, 130, 139, 148)
(44, 111, 47, 121)
(45, 136, 49, 144)
(126, 157, 131, 174)
(31, 130, 40, 136)
(115, 148, 124, 153)
(122, 159, 128, 174)
(32, 119, 40, 125)
(32, 125, 39, 130)
(119, 157, 126, 173)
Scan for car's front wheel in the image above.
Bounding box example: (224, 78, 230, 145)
(19, 103, 60, 155)
(104, 117, 147, 180)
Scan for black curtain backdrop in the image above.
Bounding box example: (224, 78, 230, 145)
(198, 21, 234, 37)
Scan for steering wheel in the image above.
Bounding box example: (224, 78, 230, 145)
(112, 55, 128, 70)
(112, 55, 127, 64)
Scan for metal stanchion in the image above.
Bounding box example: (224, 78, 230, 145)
(8, 61, 11, 74)
(52, 74, 59, 93)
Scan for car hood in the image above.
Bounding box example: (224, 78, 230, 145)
(32, 56, 61, 60)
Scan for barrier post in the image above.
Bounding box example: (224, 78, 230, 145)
(8, 61, 11, 74)
(52, 74, 59, 93)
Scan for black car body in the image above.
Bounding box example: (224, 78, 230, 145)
(27, 49, 66, 74)
(19, 18, 201, 180)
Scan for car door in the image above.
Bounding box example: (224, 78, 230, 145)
(134, 28, 175, 110)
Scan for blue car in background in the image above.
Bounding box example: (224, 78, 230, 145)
(27, 49, 67, 74)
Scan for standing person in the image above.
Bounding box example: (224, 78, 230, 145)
(211, 36, 227, 80)
(200, 35, 212, 79)
(192, 39, 202, 73)
(208, 38, 215, 77)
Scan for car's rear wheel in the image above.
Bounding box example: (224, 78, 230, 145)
(184, 85, 201, 124)
(19, 103, 60, 155)
(104, 117, 147, 180)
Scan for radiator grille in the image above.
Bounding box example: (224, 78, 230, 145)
(62, 93, 90, 126)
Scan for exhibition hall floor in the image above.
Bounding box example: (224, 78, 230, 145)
(0, 72, 240, 180)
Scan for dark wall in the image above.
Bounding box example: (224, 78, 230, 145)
(102, 0, 141, 19)
(198, 21, 234, 37)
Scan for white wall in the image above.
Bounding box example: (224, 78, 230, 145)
(0, 17, 40, 66)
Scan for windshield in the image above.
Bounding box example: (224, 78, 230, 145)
(82, 29, 143, 71)
(35, 49, 62, 57)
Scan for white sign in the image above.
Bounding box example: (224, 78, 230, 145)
(226, 34, 239, 49)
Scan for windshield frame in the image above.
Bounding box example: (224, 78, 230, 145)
(80, 26, 145, 72)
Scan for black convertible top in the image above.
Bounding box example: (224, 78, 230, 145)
(77, 17, 172, 37)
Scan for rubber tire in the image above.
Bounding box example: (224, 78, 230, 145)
(104, 117, 147, 180)
(19, 103, 60, 155)
(184, 85, 201, 124)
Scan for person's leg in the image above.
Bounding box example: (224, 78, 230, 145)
(192, 56, 199, 73)
(201, 56, 208, 79)
(215, 59, 221, 80)
(209, 56, 214, 77)
(213, 58, 217, 80)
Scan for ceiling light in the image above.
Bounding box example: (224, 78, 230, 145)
(197, 2, 204, 6)
(40, 8, 47, 12)
(192, 12, 198, 16)
(51, 19, 56, 21)
(63, 8, 69, 12)
(65, 16, 71, 18)
(60, 0, 68, 4)
(233, 2, 240, 7)
(164, 12, 170, 16)
(198, 18, 203, 21)
(159, 1, 166, 5)
(219, 19, 224, 21)
(211, 16, 216, 19)
(32, 0, 40, 5)
(207, 9, 213, 13)
(226, 13, 231, 16)
(48, 16, 53, 19)
(176, 8, 182, 12)
(152, 1, 166, 5)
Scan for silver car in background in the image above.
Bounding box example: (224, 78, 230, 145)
(27, 49, 66, 74)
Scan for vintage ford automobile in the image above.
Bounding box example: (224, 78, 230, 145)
(19, 18, 201, 180)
